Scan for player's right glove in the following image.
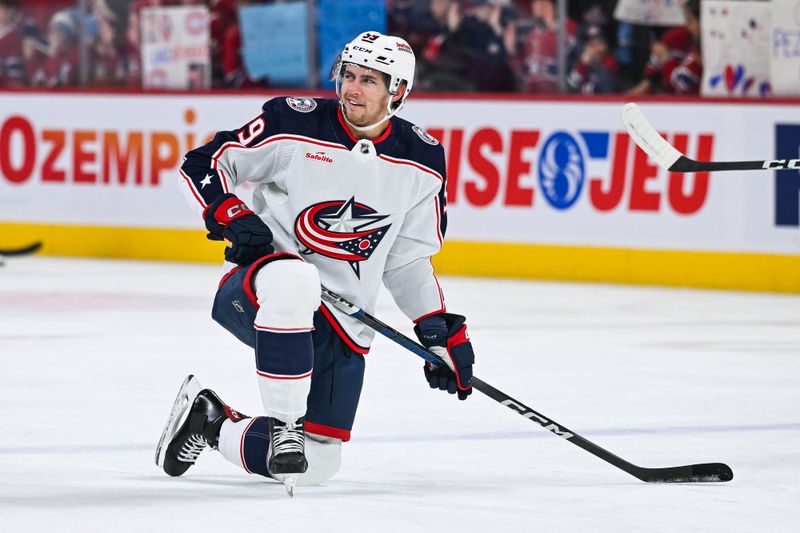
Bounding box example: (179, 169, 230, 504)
(414, 313, 475, 400)
(203, 193, 274, 265)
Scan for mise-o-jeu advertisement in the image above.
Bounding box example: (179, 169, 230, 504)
(1, 93, 799, 256)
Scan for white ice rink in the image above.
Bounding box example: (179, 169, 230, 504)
(1, 256, 799, 532)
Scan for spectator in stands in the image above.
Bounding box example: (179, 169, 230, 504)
(209, 0, 238, 87)
(392, 0, 462, 91)
(91, 0, 130, 86)
(220, 0, 269, 88)
(394, 0, 455, 56)
(29, 8, 83, 88)
(627, 0, 701, 95)
(518, 0, 577, 93)
(418, 0, 517, 92)
(123, 2, 149, 88)
(567, 25, 618, 94)
(464, 0, 517, 90)
(668, 0, 702, 95)
(625, 24, 690, 94)
(0, 0, 25, 86)
(20, 15, 47, 83)
(387, 0, 415, 36)
(567, 2, 608, 62)
(611, 0, 684, 91)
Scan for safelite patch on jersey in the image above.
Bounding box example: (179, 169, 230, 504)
(286, 97, 317, 113)
(412, 125, 439, 145)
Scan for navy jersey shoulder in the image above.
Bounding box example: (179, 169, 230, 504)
(384, 116, 448, 237)
(181, 96, 344, 208)
(260, 96, 341, 144)
(383, 116, 446, 179)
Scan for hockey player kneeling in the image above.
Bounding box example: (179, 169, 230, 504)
(156, 31, 476, 494)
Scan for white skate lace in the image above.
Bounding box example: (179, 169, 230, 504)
(177, 434, 207, 463)
(273, 421, 304, 456)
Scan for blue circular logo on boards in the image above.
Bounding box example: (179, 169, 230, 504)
(537, 132, 585, 209)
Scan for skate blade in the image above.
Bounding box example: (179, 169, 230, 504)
(281, 475, 297, 497)
(154, 374, 203, 467)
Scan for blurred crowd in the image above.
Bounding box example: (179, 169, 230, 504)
(0, 0, 702, 94)
(391, 0, 702, 95)
(2, 0, 142, 88)
(0, 0, 261, 89)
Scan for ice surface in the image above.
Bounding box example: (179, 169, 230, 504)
(1, 257, 799, 532)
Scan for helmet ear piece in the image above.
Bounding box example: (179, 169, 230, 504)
(391, 82, 407, 102)
(329, 53, 343, 82)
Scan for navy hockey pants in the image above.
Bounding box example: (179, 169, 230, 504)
(211, 257, 365, 442)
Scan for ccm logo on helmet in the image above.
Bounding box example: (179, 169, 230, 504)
(352, 46, 372, 53)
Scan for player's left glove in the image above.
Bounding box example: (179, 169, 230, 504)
(203, 193, 274, 265)
(414, 313, 475, 400)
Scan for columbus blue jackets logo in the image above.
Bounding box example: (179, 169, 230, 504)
(412, 125, 439, 145)
(295, 198, 391, 278)
(286, 97, 317, 113)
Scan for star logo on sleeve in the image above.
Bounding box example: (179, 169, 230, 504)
(199, 173, 214, 189)
(295, 197, 392, 278)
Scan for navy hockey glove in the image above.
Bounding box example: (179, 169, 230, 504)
(203, 193, 274, 265)
(414, 313, 475, 400)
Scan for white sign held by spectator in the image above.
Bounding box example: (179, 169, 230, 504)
(140, 6, 211, 90)
(771, 0, 800, 96)
(701, 0, 772, 98)
(613, 0, 685, 26)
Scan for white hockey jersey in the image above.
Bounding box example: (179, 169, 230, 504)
(179, 96, 448, 353)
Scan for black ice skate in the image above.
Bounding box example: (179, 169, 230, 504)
(267, 417, 308, 476)
(155, 375, 245, 477)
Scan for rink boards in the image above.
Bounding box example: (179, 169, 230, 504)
(1, 92, 799, 292)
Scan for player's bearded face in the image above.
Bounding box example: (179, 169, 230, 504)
(340, 65, 393, 127)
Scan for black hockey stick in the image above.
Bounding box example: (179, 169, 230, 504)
(621, 103, 798, 172)
(0, 241, 43, 257)
(320, 287, 733, 483)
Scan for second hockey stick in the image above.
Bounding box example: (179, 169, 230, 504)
(320, 287, 733, 484)
(621, 102, 799, 173)
(0, 241, 43, 257)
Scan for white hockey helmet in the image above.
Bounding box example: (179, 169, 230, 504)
(332, 31, 416, 129)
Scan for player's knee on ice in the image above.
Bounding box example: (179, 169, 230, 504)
(297, 434, 342, 486)
(254, 260, 320, 329)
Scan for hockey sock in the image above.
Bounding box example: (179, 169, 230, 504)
(251, 259, 319, 423)
(218, 416, 271, 478)
(255, 329, 313, 423)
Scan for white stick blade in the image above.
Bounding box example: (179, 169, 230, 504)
(620, 103, 683, 170)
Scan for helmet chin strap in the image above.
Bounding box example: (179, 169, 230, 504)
(339, 104, 393, 133)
